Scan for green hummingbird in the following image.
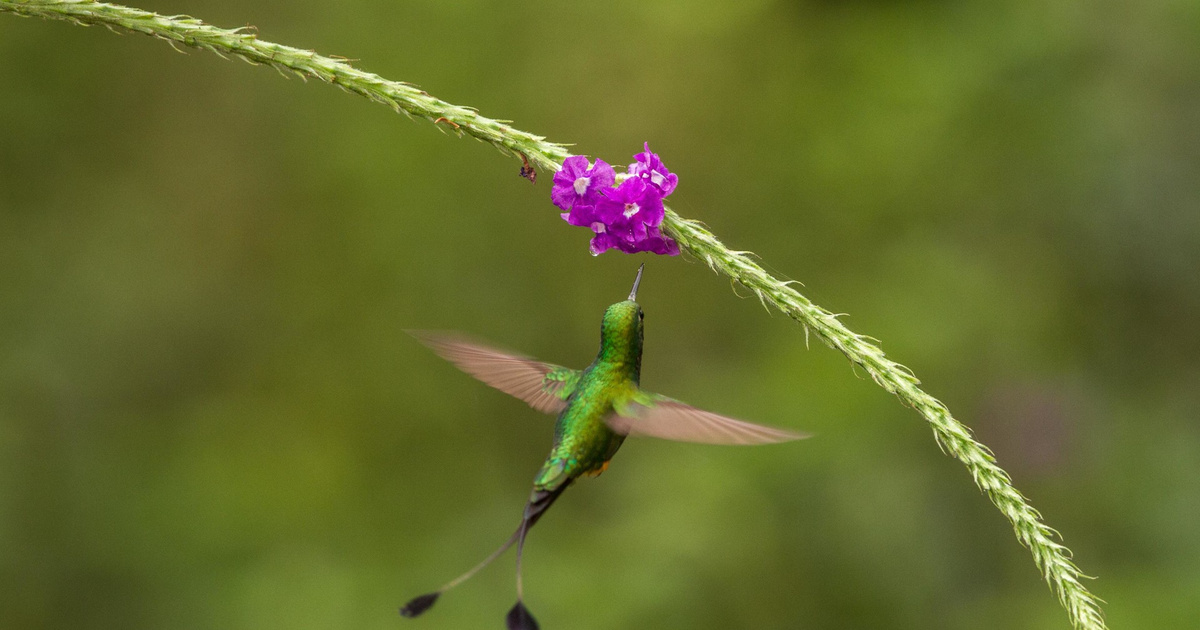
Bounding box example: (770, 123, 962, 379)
(400, 265, 807, 629)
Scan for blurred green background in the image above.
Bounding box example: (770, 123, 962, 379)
(2, 0, 1198, 628)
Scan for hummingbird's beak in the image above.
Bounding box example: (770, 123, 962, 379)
(628, 263, 645, 301)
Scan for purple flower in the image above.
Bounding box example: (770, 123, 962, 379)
(552, 155, 615, 221)
(596, 177, 664, 229)
(554, 146, 680, 257)
(628, 142, 678, 197)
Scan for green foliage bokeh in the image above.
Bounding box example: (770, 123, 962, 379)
(1, 1, 1198, 628)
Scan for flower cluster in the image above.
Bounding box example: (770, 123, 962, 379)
(552, 143, 680, 256)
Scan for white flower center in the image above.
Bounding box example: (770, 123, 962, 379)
(624, 203, 639, 218)
(573, 176, 591, 196)
(650, 171, 665, 186)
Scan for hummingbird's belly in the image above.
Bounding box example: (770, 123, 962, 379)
(534, 397, 625, 491)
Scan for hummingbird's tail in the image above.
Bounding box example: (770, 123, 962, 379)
(399, 483, 569, 628)
(505, 485, 567, 630)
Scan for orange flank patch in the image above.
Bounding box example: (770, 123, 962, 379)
(584, 461, 611, 477)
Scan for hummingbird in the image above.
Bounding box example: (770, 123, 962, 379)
(400, 264, 807, 629)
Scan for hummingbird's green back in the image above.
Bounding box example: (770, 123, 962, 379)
(534, 300, 644, 491)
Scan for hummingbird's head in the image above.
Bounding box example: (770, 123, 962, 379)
(597, 265, 645, 368)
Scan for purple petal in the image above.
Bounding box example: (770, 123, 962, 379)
(589, 232, 620, 256)
(635, 189, 665, 226)
(643, 229, 681, 255)
(594, 191, 622, 223)
(605, 217, 644, 244)
(578, 188, 606, 208)
(563, 203, 598, 227)
(593, 203, 623, 225)
(652, 238, 680, 256)
(558, 155, 589, 180)
(620, 177, 649, 202)
(551, 168, 574, 188)
(600, 178, 633, 203)
(551, 185, 578, 211)
(588, 159, 616, 189)
(654, 171, 678, 196)
(627, 143, 677, 197)
(629, 143, 661, 174)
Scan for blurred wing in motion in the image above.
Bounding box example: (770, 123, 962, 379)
(411, 332, 580, 414)
(609, 393, 809, 445)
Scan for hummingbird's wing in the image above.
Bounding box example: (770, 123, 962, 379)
(609, 392, 809, 445)
(411, 332, 581, 414)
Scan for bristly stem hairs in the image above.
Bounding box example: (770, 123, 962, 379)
(0, 2, 1107, 628)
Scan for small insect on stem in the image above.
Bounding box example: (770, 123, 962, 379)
(433, 116, 460, 130)
(519, 152, 537, 184)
